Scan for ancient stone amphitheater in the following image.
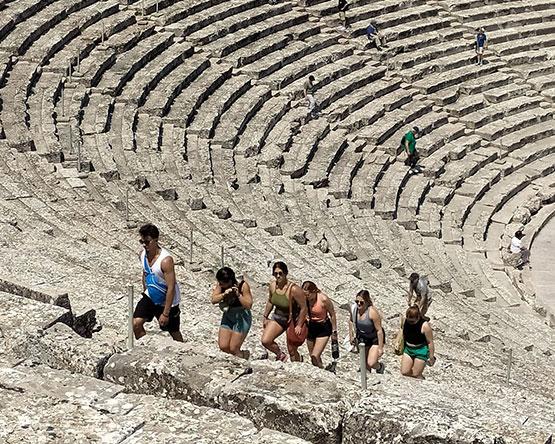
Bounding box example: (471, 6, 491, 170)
(0, 0, 554, 442)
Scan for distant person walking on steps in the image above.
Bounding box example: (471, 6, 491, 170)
(401, 305, 435, 379)
(403, 126, 420, 174)
(505, 230, 529, 269)
(211, 267, 253, 359)
(304, 75, 317, 119)
(133, 223, 183, 342)
(261, 262, 308, 362)
(408, 272, 432, 319)
(338, 0, 349, 28)
(366, 22, 384, 50)
(475, 27, 487, 66)
(349, 290, 385, 373)
(302, 281, 338, 368)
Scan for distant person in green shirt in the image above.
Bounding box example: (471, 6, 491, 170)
(403, 126, 420, 174)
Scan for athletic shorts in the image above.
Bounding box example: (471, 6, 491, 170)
(220, 307, 252, 334)
(133, 294, 181, 333)
(357, 328, 385, 347)
(476, 46, 484, 54)
(307, 318, 332, 340)
(404, 344, 429, 361)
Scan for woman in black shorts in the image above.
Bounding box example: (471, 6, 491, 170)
(349, 290, 385, 373)
(302, 281, 337, 368)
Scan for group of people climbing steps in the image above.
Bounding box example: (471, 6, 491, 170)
(211, 260, 436, 379)
(132, 224, 436, 379)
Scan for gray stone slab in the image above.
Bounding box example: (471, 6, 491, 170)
(105, 336, 361, 443)
(18, 323, 117, 378)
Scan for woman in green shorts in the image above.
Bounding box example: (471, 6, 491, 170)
(401, 305, 435, 379)
(211, 267, 253, 359)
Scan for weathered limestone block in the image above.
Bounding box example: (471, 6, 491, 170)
(0, 363, 310, 444)
(511, 207, 532, 225)
(188, 196, 205, 210)
(100, 169, 120, 182)
(291, 231, 308, 245)
(105, 337, 361, 443)
(0, 389, 141, 443)
(342, 391, 548, 444)
(19, 323, 117, 378)
(155, 188, 178, 201)
(0, 292, 71, 363)
(0, 278, 71, 310)
(132, 175, 150, 191)
(213, 207, 232, 220)
(264, 225, 283, 236)
(242, 218, 257, 228)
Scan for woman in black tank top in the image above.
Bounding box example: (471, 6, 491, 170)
(400, 305, 436, 379)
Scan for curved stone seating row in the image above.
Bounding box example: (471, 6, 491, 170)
(516, 202, 555, 312)
(0, 0, 119, 147)
(362, 217, 555, 342)
(441, 149, 555, 245)
(484, 173, 555, 271)
(382, 78, 551, 233)
(0, 0, 552, 360)
(453, 0, 555, 22)
(243, 169, 552, 349)
(0, 4, 141, 153)
(462, 156, 555, 252)
(306, 0, 426, 19)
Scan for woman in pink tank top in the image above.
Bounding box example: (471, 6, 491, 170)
(302, 281, 337, 368)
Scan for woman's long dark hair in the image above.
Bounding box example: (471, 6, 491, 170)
(216, 267, 238, 286)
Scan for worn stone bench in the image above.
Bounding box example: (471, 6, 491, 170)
(0, 0, 97, 55)
(142, 56, 210, 117)
(187, 74, 252, 138)
(242, 33, 338, 80)
(105, 336, 361, 444)
(234, 95, 290, 157)
(165, 64, 233, 127)
(0, 362, 310, 443)
(281, 119, 330, 178)
(301, 129, 348, 187)
(260, 44, 354, 90)
(211, 85, 272, 149)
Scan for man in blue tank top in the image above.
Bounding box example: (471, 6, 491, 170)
(132, 223, 183, 341)
(475, 27, 487, 66)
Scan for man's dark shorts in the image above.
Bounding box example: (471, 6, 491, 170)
(133, 294, 181, 332)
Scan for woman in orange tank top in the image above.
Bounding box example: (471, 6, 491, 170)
(302, 281, 337, 368)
